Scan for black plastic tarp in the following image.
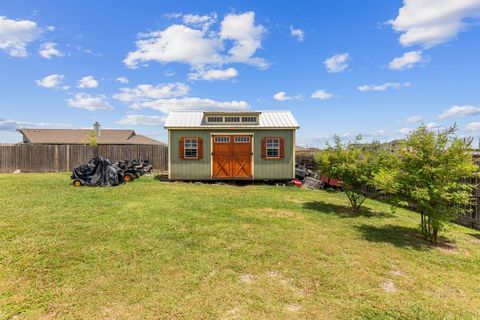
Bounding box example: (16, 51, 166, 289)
(72, 156, 124, 186)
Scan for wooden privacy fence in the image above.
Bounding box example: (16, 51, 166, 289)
(0, 144, 168, 173)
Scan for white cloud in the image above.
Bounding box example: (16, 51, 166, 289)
(117, 115, 166, 126)
(124, 11, 267, 71)
(405, 115, 423, 123)
(164, 70, 175, 77)
(71, 45, 103, 56)
(182, 13, 217, 31)
(0, 117, 69, 131)
(113, 83, 190, 102)
(115, 77, 129, 84)
(130, 97, 248, 113)
(114, 82, 248, 114)
(388, 51, 425, 70)
(163, 12, 182, 19)
(438, 105, 480, 119)
(290, 25, 304, 42)
(189, 67, 238, 81)
(397, 127, 413, 135)
(38, 42, 63, 59)
(273, 91, 293, 101)
(35, 74, 64, 89)
(77, 76, 99, 88)
(389, 0, 480, 48)
(426, 122, 443, 130)
(124, 24, 223, 68)
(0, 16, 42, 57)
(465, 122, 480, 132)
(300, 129, 394, 147)
(324, 53, 349, 73)
(398, 122, 443, 135)
(68, 93, 113, 111)
(357, 82, 411, 92)
(220, 12, 267, 68)
(310, 90, 334, 100)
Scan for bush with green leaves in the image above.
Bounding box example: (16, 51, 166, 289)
(374, 125, 477, 243)
(316, 135, 397, 212)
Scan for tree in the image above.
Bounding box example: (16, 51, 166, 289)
(88, 130, 98, 146)
(374, 125, 477, 244)
(316, 135, 397, 212)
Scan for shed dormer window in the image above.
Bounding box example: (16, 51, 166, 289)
(204, 114, 259, 124)
(207, 116, 223, 123)
(225, 116, 240, 123)
(242, 116, 257, 123)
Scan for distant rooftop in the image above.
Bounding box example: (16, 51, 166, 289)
(164, 110, 299, 129)
(17, 125, 164, 145)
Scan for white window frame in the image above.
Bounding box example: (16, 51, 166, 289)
(184, 138, 198, 159)
(266, 138, 280, 159)
(234, 136, 250, 143)
(214, 136, 230, 143)
(224, 116, 240, 123)
(241, 116, 257, 123)
(207, 116, 223, 123)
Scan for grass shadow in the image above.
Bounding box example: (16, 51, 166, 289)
(355, 224, 435, 251)
(468, 233, 480, 240)
(303, 201, 393, 218)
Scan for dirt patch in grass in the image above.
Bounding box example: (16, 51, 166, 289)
(389, 269, 405, 277)
(238, 208, 304, 220)
(222, 307, 241, 320)
(266, 270, 304, 298)
(436, 242, 458, 254)
(284, 196, 306, 204)
(380, 279, 397, 293)
(239, 274, 254, 284)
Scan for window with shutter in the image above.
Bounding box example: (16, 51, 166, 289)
(179, 137, 203, 160)
(262, 137, 285, 160)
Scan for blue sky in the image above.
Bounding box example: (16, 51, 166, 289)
(1, 0, 480, 146)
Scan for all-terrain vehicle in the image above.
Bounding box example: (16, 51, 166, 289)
(114, 160, 140, 182)
(131, 159, 153, 176)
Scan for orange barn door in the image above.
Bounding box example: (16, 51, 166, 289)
(212, 135, 252, 179)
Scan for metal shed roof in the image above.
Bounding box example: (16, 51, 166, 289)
(164, 110, 299, 129)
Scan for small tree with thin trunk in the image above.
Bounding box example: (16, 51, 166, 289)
(374, 125, 477, 244)
(88, 130, 98, 146)
(316, 135, 396, 212)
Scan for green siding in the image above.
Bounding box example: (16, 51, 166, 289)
(169, 129, 295, 180)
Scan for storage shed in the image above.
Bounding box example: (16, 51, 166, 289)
(164, 110, 299, 180)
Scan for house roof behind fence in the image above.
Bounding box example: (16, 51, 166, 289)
(164, 110, 299, 129)
(17, 129, 165, 145)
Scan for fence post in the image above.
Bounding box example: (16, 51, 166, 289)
(54, 145, 59, 172)
(66, 145, 70, 171)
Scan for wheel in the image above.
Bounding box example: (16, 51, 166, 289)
(73, 180, 82, 187)
(135, 171, 141, 178)
(124, 173, 135, 182)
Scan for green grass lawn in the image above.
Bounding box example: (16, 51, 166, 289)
(1, 174, 480, 319)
